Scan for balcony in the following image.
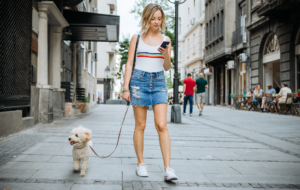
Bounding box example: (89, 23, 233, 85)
(257, 0, 300, 18)
(232, 26, 247, 47)
(106, 43, 115, 55)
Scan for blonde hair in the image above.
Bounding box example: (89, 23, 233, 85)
(141, 4, 167, 34)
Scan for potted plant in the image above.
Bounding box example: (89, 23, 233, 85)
(76, 97, 90, 113)
(298, 89, 300, 97)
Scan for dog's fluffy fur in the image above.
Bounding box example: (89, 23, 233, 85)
(69, 126, 92, 176)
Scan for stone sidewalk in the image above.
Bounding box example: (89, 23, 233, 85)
(0, 104, 300, 190)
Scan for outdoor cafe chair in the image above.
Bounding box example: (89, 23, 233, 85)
(278, 93, 293, 115)
(290, 92, 300, 116)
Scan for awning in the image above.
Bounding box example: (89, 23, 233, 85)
(62, 10, 120, 42)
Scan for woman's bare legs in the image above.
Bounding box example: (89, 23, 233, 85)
(261, 97, 266, 111)
(133, 106, 148, 166)
(152, 103, 171, 170)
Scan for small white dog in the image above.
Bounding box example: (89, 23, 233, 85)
(68, 126, 93, 176)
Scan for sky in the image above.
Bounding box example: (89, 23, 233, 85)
(117, 0, 141, 41)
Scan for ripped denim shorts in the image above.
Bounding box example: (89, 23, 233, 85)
(130, 69, 168, 107)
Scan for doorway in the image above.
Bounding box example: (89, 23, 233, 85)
(264, 61, 280, 93)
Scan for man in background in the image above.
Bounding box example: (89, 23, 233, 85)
(183, 73, 196, 116)
(195, 73, 208, 116)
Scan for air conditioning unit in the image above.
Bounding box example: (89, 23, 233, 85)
(204, 68, 212, 75)
(227, 60, 235, 69)
(190, 18, 195, 25)
(238, 53, 247, 63)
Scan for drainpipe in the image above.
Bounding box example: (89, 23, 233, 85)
(248, 0, 252, 90)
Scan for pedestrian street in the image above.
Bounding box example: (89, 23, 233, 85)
(0, 104, 300, 190)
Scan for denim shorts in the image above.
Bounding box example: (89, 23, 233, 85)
(130, 69, 168, 106)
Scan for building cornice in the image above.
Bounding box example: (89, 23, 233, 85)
(38, 1, 69, 28)
(246, 16, 269, 31)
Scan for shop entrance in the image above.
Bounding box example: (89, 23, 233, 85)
(263, 33, 280, 93)
(264, 61, 281, 93)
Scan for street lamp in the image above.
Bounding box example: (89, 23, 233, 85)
(104, 66, 110, 81)
(168, 0, 186, 123)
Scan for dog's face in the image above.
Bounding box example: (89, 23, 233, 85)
(69, 126, 92, 146)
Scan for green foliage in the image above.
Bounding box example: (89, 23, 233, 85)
(114, 34, 131, 79)
(78, 97, 90, 103)
(298, 89, 300, 92)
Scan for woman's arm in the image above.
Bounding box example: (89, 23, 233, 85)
(122, 34, 138, 102)
(123, 34, 138, 90)
(158, 36, 172, 71)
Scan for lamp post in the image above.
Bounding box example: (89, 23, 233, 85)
(104, 66, 110, 81)
(168, 0, 186, 123)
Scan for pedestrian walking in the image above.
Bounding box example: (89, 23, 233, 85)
(122, 4, 178, 181)
(182, 73, 196, 116)
(195, 73, 208, 116)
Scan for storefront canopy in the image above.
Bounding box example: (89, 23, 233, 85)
(63, 10, 120, 42)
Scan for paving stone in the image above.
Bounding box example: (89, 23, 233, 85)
(35, 179, 57, 183)
(223, 183, 233, 188)
(187, 182, 198, 187)
(25, 178, 37, 183)
(250, 183, 263, 188)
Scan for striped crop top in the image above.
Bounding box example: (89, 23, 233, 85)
(134, 35, 167, 72)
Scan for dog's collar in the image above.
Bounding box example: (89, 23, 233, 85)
(74, 144, 86, 149)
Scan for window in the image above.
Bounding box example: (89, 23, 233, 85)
(217, 14, 219, 37)
(213, 17, 215, 39)
(179, 18, 181, 34)
(200, 26, 203, 56)
(178, 46, 181, 61)
(193, 34, 195, 53)
(93, 61, 96, 77)
(199, 0, 201, 18)
(221, 10, 224, 35)
(206, 23, 208, 45)
(88, 53, 91, 73)
(209, 20, 212, 42)
(188, 39, 190, 56)
(188, 7, 190, 22)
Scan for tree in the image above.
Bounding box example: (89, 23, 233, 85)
(114, 35, 131, 79)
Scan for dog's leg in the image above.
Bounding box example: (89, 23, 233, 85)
(73, 159, 80, 171)
(80, 158, 89, 176)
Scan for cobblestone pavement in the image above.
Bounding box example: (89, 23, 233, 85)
(0, 105, 300, 190)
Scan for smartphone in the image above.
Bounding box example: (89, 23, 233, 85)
(160, 41, 170, 49)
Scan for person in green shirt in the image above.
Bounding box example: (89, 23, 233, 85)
(195, 73, 208, 116)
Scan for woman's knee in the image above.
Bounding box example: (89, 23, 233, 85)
(135, 122, 146, 131)
(156, 123, 167, 133)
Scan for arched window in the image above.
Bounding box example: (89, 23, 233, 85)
(263, 33, 280, 64)
(264, 33, 280, 56)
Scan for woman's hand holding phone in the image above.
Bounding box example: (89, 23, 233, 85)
(158, 41, 170, 58)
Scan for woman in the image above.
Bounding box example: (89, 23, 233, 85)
(261, 84, 276, 112)
(122, 4, 177, 181)
(253, 84, 264, 109)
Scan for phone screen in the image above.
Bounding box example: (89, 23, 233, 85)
(160, 41, 170, 49)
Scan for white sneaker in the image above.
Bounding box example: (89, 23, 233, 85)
(189, 113, 192, 116)
(164, 167, 178, 181)
(136, 163, 148, 177)
(199, 110, 202, 116)
(182, 113, 185, 116)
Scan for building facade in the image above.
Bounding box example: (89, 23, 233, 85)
(0, 0, 119, 137)
(204, 0, 236, 106)
(247, 0, 300, 92)
(178, 0, 206, 84)
(96, 0, 118, 104)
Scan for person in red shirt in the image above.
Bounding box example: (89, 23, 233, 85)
(183, 73, 196, 116)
